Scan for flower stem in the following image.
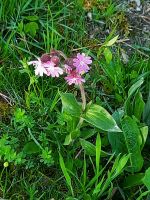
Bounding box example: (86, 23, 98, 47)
(79, 83, 86, 111)
(57, 50, 67, 60)
(77, 84, 86, 129)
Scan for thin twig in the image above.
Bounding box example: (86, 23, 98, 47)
(75, 149, 83, 159)
(57, 50, 67, 60)
(0, 92, 12, 106)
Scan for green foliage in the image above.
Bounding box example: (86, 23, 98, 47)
(142, 168, 150, 190)
(60, 93, 82, 117)
(123, 173, 144, 188)
(125, 78, 144, 116)
(23, 141, 41, 155)
(84, 104, 121, 132)
(59, 153, 74, 196)
(13, 108, 35, 130)
(143, 92, 150, 127)
(103, 47, 112, 64)
(121, 116, 143, 172)
(40, 147, 54, 166)
(60, 144, 129, 199)
(0, 0, 150, 199)
(80, 139, 96, 156)
(0, 134, 25, 165)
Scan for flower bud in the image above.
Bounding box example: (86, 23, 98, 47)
(40, 54, 51, 63)
(51, 56, 60, 66)
(50, 49, 58, 56)
(64, 58, 74, 67)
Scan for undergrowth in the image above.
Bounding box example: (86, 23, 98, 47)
(0, 0, 150, 199)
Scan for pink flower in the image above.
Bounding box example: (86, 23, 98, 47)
(44, 61, 63, 77)
(28, 58, 47, 76)
(73, 53, 92, 74)
(65, 71, 85, 85)
(28, 58, 63, 77)
(64, 64, 72, 74)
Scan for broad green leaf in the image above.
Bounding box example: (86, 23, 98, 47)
(80, 129, 96, 139)
(80, 139, 111, 157)
(84, 104, 121, 132)
(121, 116, 143, 172)
(108, 109, 125, 154)
(104, 48, 112, 64)
(23, 141, 40, 154)
(104, 35, 118, 47)
(60, 93, 81, 117)
(123, 173, 144, 188)
(142, 167, 150, 190)
(80, 139, 95, 156)
(133, 92, 145, 120)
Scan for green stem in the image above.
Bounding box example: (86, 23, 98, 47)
(79, 83, 86, 111)
(77, 84, 86, 129)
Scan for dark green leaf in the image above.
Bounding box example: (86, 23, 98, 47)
(23, 141, 40, 154)
(123, 173, 144, 188)
(80, 139, 95, 156)
(80, 129, 96, 139)
(121, 116, 143, 172)
(108, 109, 125, 154)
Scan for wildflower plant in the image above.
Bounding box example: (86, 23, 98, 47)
(28, 49, 121, 145)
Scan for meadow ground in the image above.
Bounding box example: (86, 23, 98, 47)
(0, 0, 150, 199)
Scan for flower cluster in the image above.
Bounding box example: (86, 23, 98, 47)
(64, 53, 92, 85)
(28, 51, 92, 85)
(28, 51, 63, 77)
